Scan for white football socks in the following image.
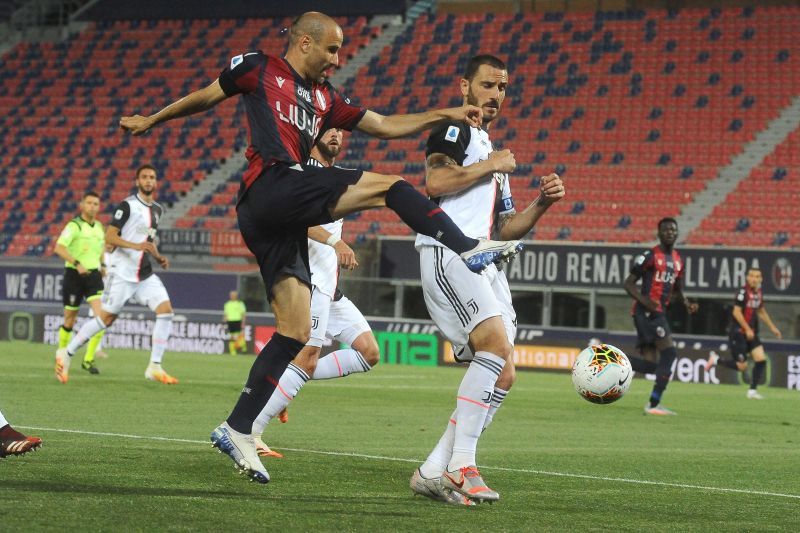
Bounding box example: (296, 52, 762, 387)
(312, 349, 372, 379)
(419, 410, 456, 479)
(447, 351, 505, 471)
(252, 363, 309, 436)
(149, 313, 173, 365)
(0, 409, 8, 428)
(66, 317, 106, 356)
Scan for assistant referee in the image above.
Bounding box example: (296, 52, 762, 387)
(53, 191, 107, 375)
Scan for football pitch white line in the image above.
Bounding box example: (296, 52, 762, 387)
(18, 425, 800, 501)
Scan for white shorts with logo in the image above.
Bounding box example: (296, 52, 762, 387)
(419, 245, 516, 362)
(101, 273, 170, 315)
(308, 287, 371, 348)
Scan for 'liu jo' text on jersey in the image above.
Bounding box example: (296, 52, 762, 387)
(218, 52, 366, 195)
(630, 245, 683, 314)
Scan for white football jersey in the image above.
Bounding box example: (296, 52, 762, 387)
(415, 123, 515, 250)
(107, 194, 164, 282)
(306, 157, 343, 298)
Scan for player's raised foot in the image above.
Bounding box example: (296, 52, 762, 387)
(55, 348, 71, 383)
(410, 468, 475, 506)
(210, 422, 270, 484)
(460, 238, 523, 274)
(145, 363, 178, 384)
(0, 426, 42, 458)
(441, 465, 500, 503)
(644, 404, 677, 416)
(746, 389, 764, 400)
(278, 408, 289, 424)
(254, 436, 284, 458)
(81, 360, 100, 375)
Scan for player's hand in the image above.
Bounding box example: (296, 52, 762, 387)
(120, 115, 154, 136)
(138, 241, 159, 255)
(334, 241, 358, 271)
(771, 327, 782, 340)
(537, 173, 565, 207)
(156, 255, 170, 270)
(644, 298, 659, 313)
(685, 301, 699, 314)
(489, 149, 516, 174)
(745, 328, 755, 341)
(445, 105, 483, 128)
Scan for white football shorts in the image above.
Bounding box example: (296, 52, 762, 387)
(308, 287, 371, 348)
(419, 245, 516, 361)
(101, 273, 170, 315)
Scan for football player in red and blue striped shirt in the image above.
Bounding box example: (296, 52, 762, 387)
(705, 268, 782, 399)
(624, 217, 698, 415)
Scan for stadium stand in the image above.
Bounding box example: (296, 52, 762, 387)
(0, 6, 797, 255)
(0, 16, 383, 255)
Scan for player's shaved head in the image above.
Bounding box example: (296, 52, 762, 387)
(289, 12, 339, 46)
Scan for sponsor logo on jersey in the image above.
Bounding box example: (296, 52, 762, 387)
(275, 101, 323, 140)
(114, 209, 124, 220)
(230, 54, 243, 70)
(276, 76, 285, 88)
(445, 125, 460, 142)
(297, 86, 312, 103)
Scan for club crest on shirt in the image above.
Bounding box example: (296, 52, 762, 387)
(445, 125, 459, 142)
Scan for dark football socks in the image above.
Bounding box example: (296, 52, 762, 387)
(384, 180, 478, 254)
(750, 360, 766, 389)
(649, 346, 677, 407)
(628, 356, 658, 374)
(226, 332, 304, 434)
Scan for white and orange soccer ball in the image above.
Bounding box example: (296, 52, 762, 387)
(572, 344, 632, 404)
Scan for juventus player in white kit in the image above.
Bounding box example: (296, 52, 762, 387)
(411, 55, 565, 504)
(55, 165, 178, 385)
(251, 128, 380, 456)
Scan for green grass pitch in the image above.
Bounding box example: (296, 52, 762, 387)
(2, 340, 798, 531)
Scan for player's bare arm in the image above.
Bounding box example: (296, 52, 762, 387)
(355, 106, 483, 140)
(425, 150, 515, 198)
(119, 80, 228, 135)
(624, 273, 659, 312)
(757, 307, 782, 339)
(105, 226, 158, 255)
(498, 173, 565, 240)
(53, 243, 87, 275)
(672, 279, 698, 314)
(307, 226, 358, 270)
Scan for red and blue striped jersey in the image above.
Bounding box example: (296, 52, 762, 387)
(731, 284, 763, 333)
(630, 245, 684, 314)
(218, 52, 366, 193)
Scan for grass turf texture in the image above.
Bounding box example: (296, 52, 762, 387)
(1, 340, 798, 531)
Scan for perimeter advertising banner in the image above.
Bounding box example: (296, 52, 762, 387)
(2, 311, 798, 389)
(380, 240, 799, 296)
(0, 265, 238, 309)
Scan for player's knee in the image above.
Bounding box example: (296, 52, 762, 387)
(478, 338, 513, 360)
(361, 342, 380, 368)
(496, 365, 516, 390)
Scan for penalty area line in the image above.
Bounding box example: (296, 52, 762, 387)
(19, 425, 800, 501)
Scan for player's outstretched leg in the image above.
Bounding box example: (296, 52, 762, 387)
(333, 175, 522, 273)
(56, 316, 108, 383)
(145, 313, 178, 384)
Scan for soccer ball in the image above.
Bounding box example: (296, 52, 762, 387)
(571, 344, 632, 404)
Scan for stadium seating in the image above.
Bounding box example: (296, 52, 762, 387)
(0, 16, 383, 255)
(332, 6, 799, 245)
(1, 7, 798, 254)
